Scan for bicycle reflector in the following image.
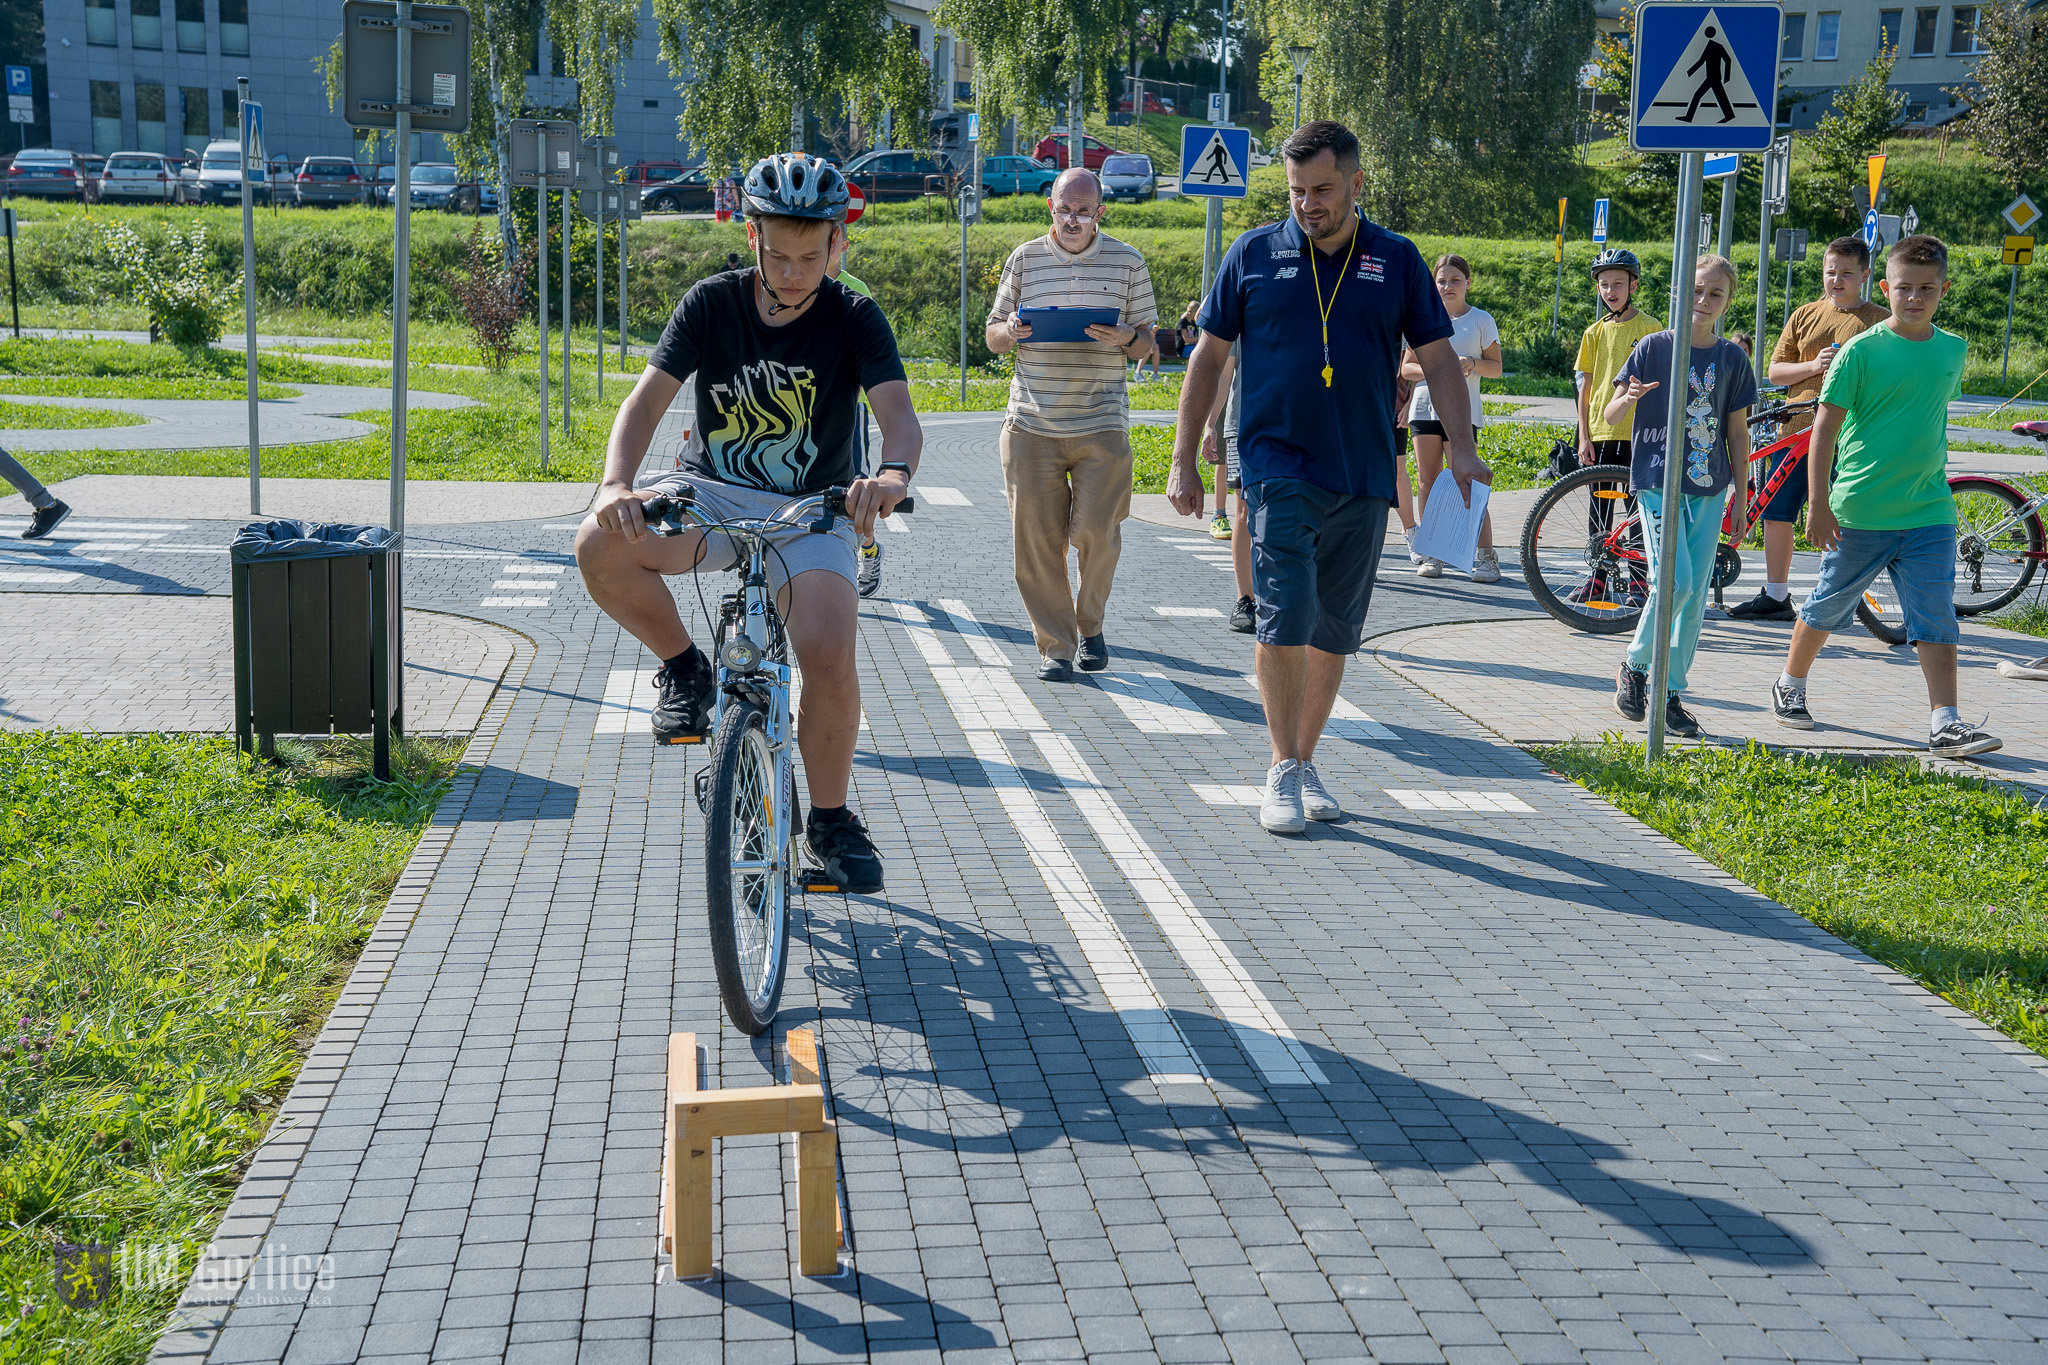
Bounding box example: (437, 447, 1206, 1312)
(720, 637, 763, 674)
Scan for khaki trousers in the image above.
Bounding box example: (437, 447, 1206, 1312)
(999, 423, 1133, 660)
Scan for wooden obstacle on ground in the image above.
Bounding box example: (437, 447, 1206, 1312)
(661, 1028, 843, 1279)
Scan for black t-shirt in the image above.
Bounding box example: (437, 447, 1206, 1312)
(648, 269, 907, 495)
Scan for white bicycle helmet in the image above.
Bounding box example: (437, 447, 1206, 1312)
(741, 153, 850, 220)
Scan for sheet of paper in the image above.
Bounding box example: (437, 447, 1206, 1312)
(1410, 469, 1491, 572)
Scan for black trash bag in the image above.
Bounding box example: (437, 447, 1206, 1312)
(230, 520, 399, 564)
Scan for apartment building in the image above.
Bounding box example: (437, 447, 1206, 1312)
(1777, 0, 1995, 127)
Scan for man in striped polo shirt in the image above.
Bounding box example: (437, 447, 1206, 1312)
(986, 167, 1160, 682)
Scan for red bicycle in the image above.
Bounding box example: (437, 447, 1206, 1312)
(1519, 399, 1906, 642)
(1946, 419, 2048, 613)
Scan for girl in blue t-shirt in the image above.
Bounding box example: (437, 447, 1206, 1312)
(1601, 255, 1755, 740)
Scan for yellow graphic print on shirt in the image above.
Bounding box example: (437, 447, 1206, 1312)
(704, 360, 820, 494)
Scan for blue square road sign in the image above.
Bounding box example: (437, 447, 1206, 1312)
(1592, 198, 1610, 243)
(1179, 124, 1251, 199)
(4, 67, 28, 99)
(1630, 4, 1781, 154)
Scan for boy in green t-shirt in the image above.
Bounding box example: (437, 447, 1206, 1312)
(1768, 234, 1998, 759)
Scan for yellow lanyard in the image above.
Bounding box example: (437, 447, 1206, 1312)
(1307, 216, 1359, 388)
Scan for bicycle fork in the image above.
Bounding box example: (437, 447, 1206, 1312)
(713, 564, 798, 884)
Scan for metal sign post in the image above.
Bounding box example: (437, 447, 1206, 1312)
(1705, 152, 1738, 260)
(342, 0, 471, 541)
(239, 82, 262, 514)
(959, 96, 976, 403)
(1180, 111, 1248, 302)
(2001, 196, 2042, 383)
(620, 183, 639, 374)
(1629, 0, 1779, 761)
(509, 118, 577, 473)
(583, 138, 620, 401)
(1776, 226, 1808, 342)
(0, 208, 17, 340)
(1752, 136, 1787, 385)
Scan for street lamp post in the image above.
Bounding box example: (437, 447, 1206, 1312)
(1286, 44, 1314, 130)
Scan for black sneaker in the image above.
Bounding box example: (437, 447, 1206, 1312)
(1728, 588, 1797, 621)
(22, 501, 71, 540)
(1771, 681, 1814, 730)
(650, 652, 715, 744)
(1929, 720, 2002, 759)
(1620, 578, 1650, 608)
(1077, 633, 1108, 672)
(1567, 574, 1610, 606)
(1663, 694, 1702, 739)
(1229, 595, 1255, 634)
(804, 809, 883, 893)
(1615, 663, 1648, 722)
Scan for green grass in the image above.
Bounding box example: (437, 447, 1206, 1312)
(1129, 419, 1567, 495)
(0, 401, 146, 430)
(0, 731, 463, 1357)
(1952, 404, 2048, 431)
(1991, 598, 2048, 639)
(0, 376, 300, 401)
(905, 368, 1183, 413)
(1540, 737, 2048, 1059)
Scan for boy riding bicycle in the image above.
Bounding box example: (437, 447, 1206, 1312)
(576, 153, 923, 893)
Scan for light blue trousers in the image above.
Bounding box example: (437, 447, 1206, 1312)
(1625, 487, 1729, 695)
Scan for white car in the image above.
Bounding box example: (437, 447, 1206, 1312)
(1246, 136, 1272, 168)
(96, 152, 184, 204)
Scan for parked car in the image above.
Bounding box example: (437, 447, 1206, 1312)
(628, 161, 713, 213)
(841, 149, 946, 203)
(184, 139, 258, 205)
(4, 147, 88, 200)
(97, 151, 184, 204)
(78, 154, 105, 202)
(292, 157, 364, 207)
(1116, 93, 1172, 115)
(1032, 131, 1114, 171)
(979, 155, 1056, 197)
(366, 163, 398, 207)
(1099, 153, 1157, 202)
(406, 162, 484, 212)
(1246, 136, 1272, 168)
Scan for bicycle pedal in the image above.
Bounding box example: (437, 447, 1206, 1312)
(656, 733, 705, 746)
(800, 882, 841, 894)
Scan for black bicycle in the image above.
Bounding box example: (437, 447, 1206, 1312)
(640, 482, 913, 1035)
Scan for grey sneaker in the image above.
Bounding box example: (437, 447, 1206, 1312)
(1259, 759, 1306, 835)
(1469, 548, 1502, 584)
(1771, 681, 1814, 730)
(1296, 760, 1340, 821)
(1928, 720, 2001, 759)
(856, 537, 883, 598)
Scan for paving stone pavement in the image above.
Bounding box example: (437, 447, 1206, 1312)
(13, 411, 2048, 1364)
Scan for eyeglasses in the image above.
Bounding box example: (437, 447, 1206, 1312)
(1051, 207, 1099, 223)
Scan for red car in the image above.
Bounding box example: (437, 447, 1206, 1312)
(1032, 133, 1114, 171)
(1116, 93, 1172, 115)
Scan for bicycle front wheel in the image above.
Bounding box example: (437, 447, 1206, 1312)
(1950, 476, 2042, 616)
(1519, 463, 1646, 635)
(704, 697, 791, 1035)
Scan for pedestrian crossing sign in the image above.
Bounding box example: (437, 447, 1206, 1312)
(1630, 3, 1781, 153)
(1179, 125, 1251, 199)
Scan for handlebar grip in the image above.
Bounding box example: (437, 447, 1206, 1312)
(641, 495, 676, 520)
(892, 496, 915, 515)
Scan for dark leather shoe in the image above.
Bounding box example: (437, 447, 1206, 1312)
(1076, 634, 1108, 671)
(1037, 657, 1074, 683)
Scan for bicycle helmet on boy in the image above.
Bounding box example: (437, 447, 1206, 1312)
(1588, 247, 1641, 279)
(741, 153, 849, 220)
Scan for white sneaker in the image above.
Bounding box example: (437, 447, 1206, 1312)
(1470, 548, 1501, 584)
(1296, 761, 1340, 821)
(1417, 557, 1443, 578)
(1402, 526, 1423, 566)
(1259, 759, 1306, 834)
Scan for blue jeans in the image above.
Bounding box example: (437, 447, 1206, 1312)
(1800, 524, 1959, 645)
(1625, 488, 1729, 694)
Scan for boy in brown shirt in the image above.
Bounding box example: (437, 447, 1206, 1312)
(1729, 235, 1890, 621)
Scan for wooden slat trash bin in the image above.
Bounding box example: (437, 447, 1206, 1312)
(661, 1028, 843, 1280)
(229, 520, 402, 780)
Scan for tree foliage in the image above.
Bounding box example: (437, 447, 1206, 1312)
(1950, 0, 2048, 194)
(1247, 0, 1595, 233)
(655, 0, 934, 175)
(1806, 43, 1909, 219)
(938, 0, 1128, 140)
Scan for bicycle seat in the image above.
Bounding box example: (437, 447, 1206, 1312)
(2013, 420, 2048, 441)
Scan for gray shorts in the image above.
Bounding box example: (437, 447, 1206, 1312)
(638, 472, 858, 593)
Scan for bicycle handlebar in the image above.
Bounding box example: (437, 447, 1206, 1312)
(640, 482, 916, 531)
(1748, 398, 1818, 427)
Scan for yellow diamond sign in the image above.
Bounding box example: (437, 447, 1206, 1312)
(2004, 194, 2041, 235)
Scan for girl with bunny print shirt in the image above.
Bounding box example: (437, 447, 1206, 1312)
(1601, 254, 1756, 740)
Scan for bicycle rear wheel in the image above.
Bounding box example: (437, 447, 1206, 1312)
(704, 697, 791, 1035)
(1855, 593, 1909, 646)
(1950, 476, 2042, 615)
(1519, 463, 1647, 635)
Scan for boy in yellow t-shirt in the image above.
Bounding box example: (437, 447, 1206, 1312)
(1574, 248, 1663, 470)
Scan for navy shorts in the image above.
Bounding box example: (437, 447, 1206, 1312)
(1244, 478, 1390, 655)
(1759, 444, 1817, 524)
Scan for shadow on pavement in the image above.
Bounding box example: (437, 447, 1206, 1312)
(685, 1270, 1000, 1353)
(802, 900, 1814, 1272)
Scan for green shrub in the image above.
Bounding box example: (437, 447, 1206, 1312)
(95, 222, 240, 350)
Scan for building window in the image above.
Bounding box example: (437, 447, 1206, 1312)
(1815, 12, 1841, 58)
(905, 24, 922, 51)
(90, 81, 123, 154)
(87, 0, 117, 46)
(181, 86, 209, 153)
(135, 82, 166, 152)
(175, 0, 205, 53)
(219, 0, 247, 55)
(1879, 8, 1903, 49)
(222, 88, 238, 138)
(1781, 13, 1807, 58)
(643, 98, 658, 108)
(1949, 5, 1983, 52)
(1913, 6, 1939, 51)
(131, 0, 162, 49)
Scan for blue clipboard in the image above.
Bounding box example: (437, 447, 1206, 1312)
(1017, 306, 1121, 344)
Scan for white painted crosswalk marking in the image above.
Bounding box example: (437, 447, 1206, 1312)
(500, 563, 565, 574)
(916, 486, 972, 506)
(882, 513, 911, 534)
(481, 596, 551, 607)
(1386, 789, 1535, 813)
(1241, 674, 1395, 741)
(938, 599, 1014, 666)
(0, 570, 79, 583)
(1154, 606, 1222, 617)
(1191, 783, 1263, 806)
(1095, 671, 1224, 735)
(594, 668, 657, 734)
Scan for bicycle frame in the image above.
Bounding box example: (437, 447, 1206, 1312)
(1955, 471, 2048, 564)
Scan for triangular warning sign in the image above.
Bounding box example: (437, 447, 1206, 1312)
(1186, 130, 1245, 189)
(1640, 8, 1769, 130)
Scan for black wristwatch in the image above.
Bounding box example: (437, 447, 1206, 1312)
(876, 462, 912, 479)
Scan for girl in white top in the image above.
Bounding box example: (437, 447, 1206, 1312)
(1400, 254, 1504, 583)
